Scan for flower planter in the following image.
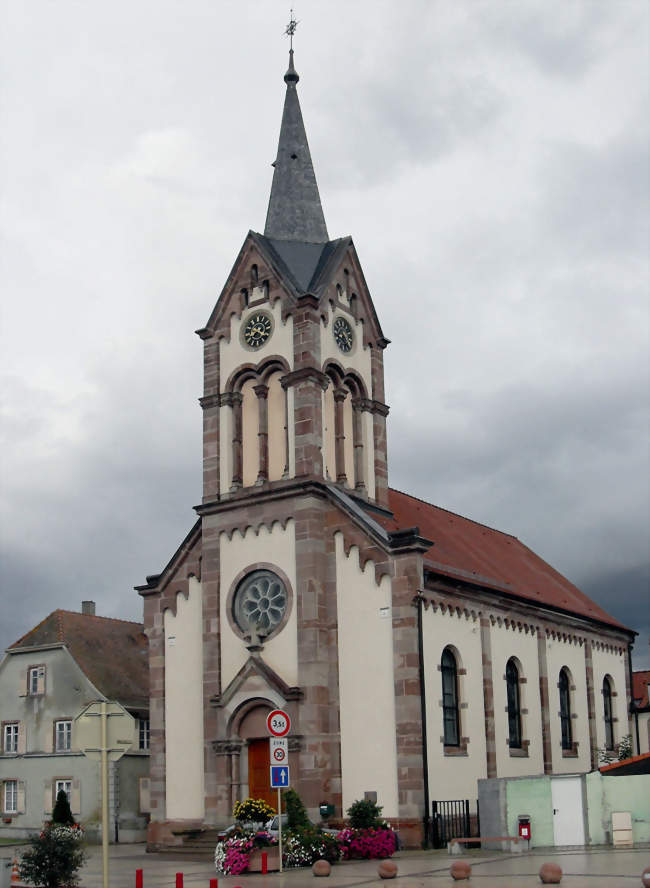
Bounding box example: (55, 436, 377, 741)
(248, 846, 280, 872)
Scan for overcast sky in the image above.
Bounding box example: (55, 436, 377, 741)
(1, 1, 648, 668)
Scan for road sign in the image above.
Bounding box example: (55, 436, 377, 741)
(74, 701, 135, 762)
(270, 737, 288, 764)
(270, 765, 290, 788)
(267, 709, 291, 737)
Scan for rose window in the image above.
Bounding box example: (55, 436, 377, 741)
(233, 570, 288, 637)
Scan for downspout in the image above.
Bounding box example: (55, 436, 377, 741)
(627, 644, 640, 755)
(415, 592, 430, 847)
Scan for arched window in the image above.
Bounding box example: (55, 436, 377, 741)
(603, 676, 614, 750)
(559, 668, 572, 750)
(506, 658, 522, 749)
(441, 648, 460, 747)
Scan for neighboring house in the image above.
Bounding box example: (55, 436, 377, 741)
(631, 670, 650, 754)
(0, 602, 150, 842)
(137, 49, 636, 851)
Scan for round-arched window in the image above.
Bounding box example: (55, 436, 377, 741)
(232, 570, 288, 637)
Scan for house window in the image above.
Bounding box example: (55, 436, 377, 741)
(28, 665, 45, 695)
(559, 667, 572, 750)
(4, 780, 17, 814)
(603, 676, 614, 750)
(441, 647, 460, 747)
(139, 718, 150, 750)
(55, 721, 72, 752)
(4, 724, 19, 754)
(55, 780, 72, 803)
(506, 659, 522, 749)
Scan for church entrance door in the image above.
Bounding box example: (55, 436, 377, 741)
(248, 738, 275, 812)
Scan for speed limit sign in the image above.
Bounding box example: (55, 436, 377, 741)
(270, 736, 288, 764)
(267, 709, 291, 737)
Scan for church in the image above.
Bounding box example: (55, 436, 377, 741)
(138, 48, 635, 849)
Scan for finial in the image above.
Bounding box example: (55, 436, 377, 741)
(284, 10, 300, 84)
(284, 9, 298, 50)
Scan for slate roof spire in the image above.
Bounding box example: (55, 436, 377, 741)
(264, 49, 329, 244)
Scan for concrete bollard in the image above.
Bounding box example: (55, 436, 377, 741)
(378, 860, 398, 879)
(539, 862, 562, 884)
(641, 864, 650, 887)
(450, 860, 471, 881)
(313, 859, 331, 876)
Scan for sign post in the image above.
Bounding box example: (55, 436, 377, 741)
(74, 701, 135, 888)
(267, 709, 291, 872)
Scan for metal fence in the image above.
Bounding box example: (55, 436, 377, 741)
(430, 799, 479, 849)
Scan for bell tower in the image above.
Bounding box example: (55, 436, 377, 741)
(196, 50, 390, 508)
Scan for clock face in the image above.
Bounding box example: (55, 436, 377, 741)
(333, 316, 354, 353)
(243, 312, 273, 349)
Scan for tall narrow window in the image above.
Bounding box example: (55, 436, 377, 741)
(506, 659, 522, 749)
(4, 724, 19, 754)
(441, 648, 460, 747)
(139, 718, 150, 751)
(55, 720, 72, 752)
(55, 780, 72, 803)
(3, 780, 17, 813)
(559, 667, 572, 750)
(603, 676, 614, 750)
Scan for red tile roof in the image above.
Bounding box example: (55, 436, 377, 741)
(9, 610, 148, 710)
(632, 670, 650, 707)
(599, 752, 650, 775)
(382, 488, 627, 631)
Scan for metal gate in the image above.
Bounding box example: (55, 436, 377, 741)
(430, 799, 478, 849)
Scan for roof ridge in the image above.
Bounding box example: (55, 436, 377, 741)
(389, 486, 519, 540)
(58, 610, 144, 627)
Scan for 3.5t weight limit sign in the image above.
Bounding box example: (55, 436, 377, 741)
(267, 709, 291, 737)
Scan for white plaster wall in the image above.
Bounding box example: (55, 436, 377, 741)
(362, 411, 375, 499)
(591, 646, 628, 753)
(320, 306, 372, 386)
(545, 639, 590, 774)
(634, 712, 650, 754)
(241, 379, 258, 487)
(220, 300, 294, 386)
(335, 533, 398, 817)
(164, 577, 205, 820)
(267, 371, 286, 480)
(220, 521, 298, 689)
(490, 625, 544, 778)
(422, 608, 487, 800)
(219, 404, 233, 495)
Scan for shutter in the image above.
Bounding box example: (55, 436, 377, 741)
(37, 667, 46, 695)
(17, 722, 26, 755)
(18, 669, 27, 696)
(45, 722, 54, 754)
(17, 781, 26, 814)
(139, 777, 150, 814)
(44, 780, 53, 815)
(71, 778, 80, 816)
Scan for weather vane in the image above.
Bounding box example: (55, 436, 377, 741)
(285, 9, 298, 50)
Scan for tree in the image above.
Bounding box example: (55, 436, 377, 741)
(52, 789, 74, 826)
(284, 788, 310, 829)
(19, 827, 86, 888)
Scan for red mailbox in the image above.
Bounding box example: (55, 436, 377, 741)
(518, 816, 531, 841)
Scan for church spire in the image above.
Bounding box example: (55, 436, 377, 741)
(263, 46, 329, 244)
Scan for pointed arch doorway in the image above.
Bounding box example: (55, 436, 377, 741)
(238, 704, 276, 812)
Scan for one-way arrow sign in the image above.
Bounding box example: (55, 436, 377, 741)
(270, 765, 290, 788)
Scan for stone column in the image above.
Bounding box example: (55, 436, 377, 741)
(370, 342, 390, 507)
(230, 392, 243, 489)
(333, 387, 348, 484)
(197, 331, 220, 503)
(351, 398, 366, 494)
(254, 383, 269, 483)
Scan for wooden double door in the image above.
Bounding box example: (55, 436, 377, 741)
(248, 738, 276, 811)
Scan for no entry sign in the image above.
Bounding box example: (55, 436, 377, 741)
(267, 709, 291, 737)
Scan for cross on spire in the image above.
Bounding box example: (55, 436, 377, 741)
(284, 9, 298, 50)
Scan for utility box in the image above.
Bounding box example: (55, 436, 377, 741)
(612, 811, 633, 847)
(517, 815, 531, 844)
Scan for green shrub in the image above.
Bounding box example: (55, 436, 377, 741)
(19, 826, 86, 888)
(283, 826, 340, 867)
(347, 798, 384, 829)
(284, 788, 310, 829)
(51, 789, 74, 826)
